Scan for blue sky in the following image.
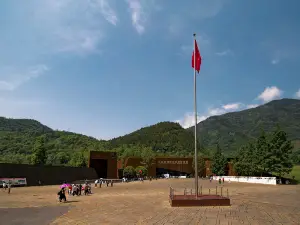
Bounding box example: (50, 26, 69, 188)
(1, 0, 300, 140)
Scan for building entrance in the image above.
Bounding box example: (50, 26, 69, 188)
(89, 159, 108, 178)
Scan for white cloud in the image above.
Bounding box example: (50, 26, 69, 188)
(295, 89, 300, 99)
(257, 86, 283, 103)
(271, 59, 280, 65)
(208, 107, 226, 116)
(246, 104, 259, 109)
(0, 65, 49, 91)
(125, 0, 146, 34)
(269, 48, 293, 65)
(216, 49, 233, 57)
(55, 29, 103, 55)
(30, 0, 118, 55)
(98, 0, 118, 25)
(222, 103, 241, 110)
(175, 113, 207, 129)
(175, 86, 292, 130)
(177, 102, 243, 128)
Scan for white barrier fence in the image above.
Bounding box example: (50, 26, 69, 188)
(0, 178, 27, 186)
(213, 176, 277, 185)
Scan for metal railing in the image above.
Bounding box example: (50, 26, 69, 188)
(169, 186, 229, 200)
(72, 179, 123, 184)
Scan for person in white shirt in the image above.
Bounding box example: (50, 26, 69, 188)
(94, 179, 98, 187)
(2, 182, 7, 191)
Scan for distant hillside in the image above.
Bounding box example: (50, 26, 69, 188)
(1, 98, 300, 165)
(188, 99, 300, 155)
(0, 117, 52, 133)
(0, 117, 107, 165)
(108, 122, 201, 156)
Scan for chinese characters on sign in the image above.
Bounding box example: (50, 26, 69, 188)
(158, 160, 189, 165)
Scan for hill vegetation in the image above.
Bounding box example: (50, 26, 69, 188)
(0, 120, 200, 166)
(0, 99, 300, 167)
(0, 117, 52, 133)
(188, 99, 300, 155)
(109, 122, 202, 156)
(0, 116, 107, 165)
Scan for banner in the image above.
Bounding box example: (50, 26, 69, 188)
(0, 178, 27, 186)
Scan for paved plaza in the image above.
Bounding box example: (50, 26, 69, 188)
(0, 179, 299, 225)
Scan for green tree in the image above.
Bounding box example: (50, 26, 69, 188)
(268, 127, 294, 177)
(56, 152, 69, 164)
(115, 146, 127, 169)
(140, 146, 156, 170)
(123, 166, 135, 178)
(115, 144, 141, 168)
(234, 130, 271, 176)
(31, 136, 47, 165)
(69, 150, 87, 167)
(192, 155, 206, 176)
(135, 166, 147, 176)
(234, 128, 294, 177)
(233, 143, 259, 176)
(0, 153, 30, 164)
(211, 144, 227, 176)
(291, 149, 300, 164)
(254, 130, 271, 175)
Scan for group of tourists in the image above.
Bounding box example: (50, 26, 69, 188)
(209, 176, 226, 184)
(57, 181, 92, 202)
(94, 178, 115, 187)
(2, 181, 12, 194)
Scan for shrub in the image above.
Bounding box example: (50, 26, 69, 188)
(135, 166, 147, 177)
(123, 166, 135, 178)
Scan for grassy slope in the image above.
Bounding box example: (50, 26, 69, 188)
(289, 166, 300, 182)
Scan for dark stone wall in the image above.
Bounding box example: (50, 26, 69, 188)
(0, 163, 98, 186)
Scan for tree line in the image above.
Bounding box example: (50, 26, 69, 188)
(0, 122, 297, 180)
(204, 126, 295, 178)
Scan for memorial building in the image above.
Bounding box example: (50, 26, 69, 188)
(88, 151, 236, 179)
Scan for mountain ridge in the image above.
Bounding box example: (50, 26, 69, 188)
(0, 98, 299, 165)
(187, 98, 300, 154)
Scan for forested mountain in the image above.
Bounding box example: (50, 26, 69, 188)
(0, 119, 108, 165)
(188, 99, 300, 155)
(0, 98, 299, 165)
(0, 120, 198, 165)
(0, 117, 52, 133)
(108, 122, 201, 156)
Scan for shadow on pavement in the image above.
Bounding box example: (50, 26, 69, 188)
(0, 205, 70, 225)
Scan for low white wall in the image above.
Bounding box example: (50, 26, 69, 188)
(213, 176, 277, 185)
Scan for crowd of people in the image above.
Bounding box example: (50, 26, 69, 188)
(2, 181, 12, 194)
(57, 181, 92, 202)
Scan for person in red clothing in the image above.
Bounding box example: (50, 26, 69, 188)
(68, 185, 72, 195)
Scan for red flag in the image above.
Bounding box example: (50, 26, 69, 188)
(191, 40, 201, 73)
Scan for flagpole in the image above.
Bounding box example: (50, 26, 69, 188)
(193, 33, 198, 198)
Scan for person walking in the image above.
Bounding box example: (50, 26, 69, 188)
(7, 181, 11, 194)
(2, 181, 7, 191)
(57, 188, 67, 202)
